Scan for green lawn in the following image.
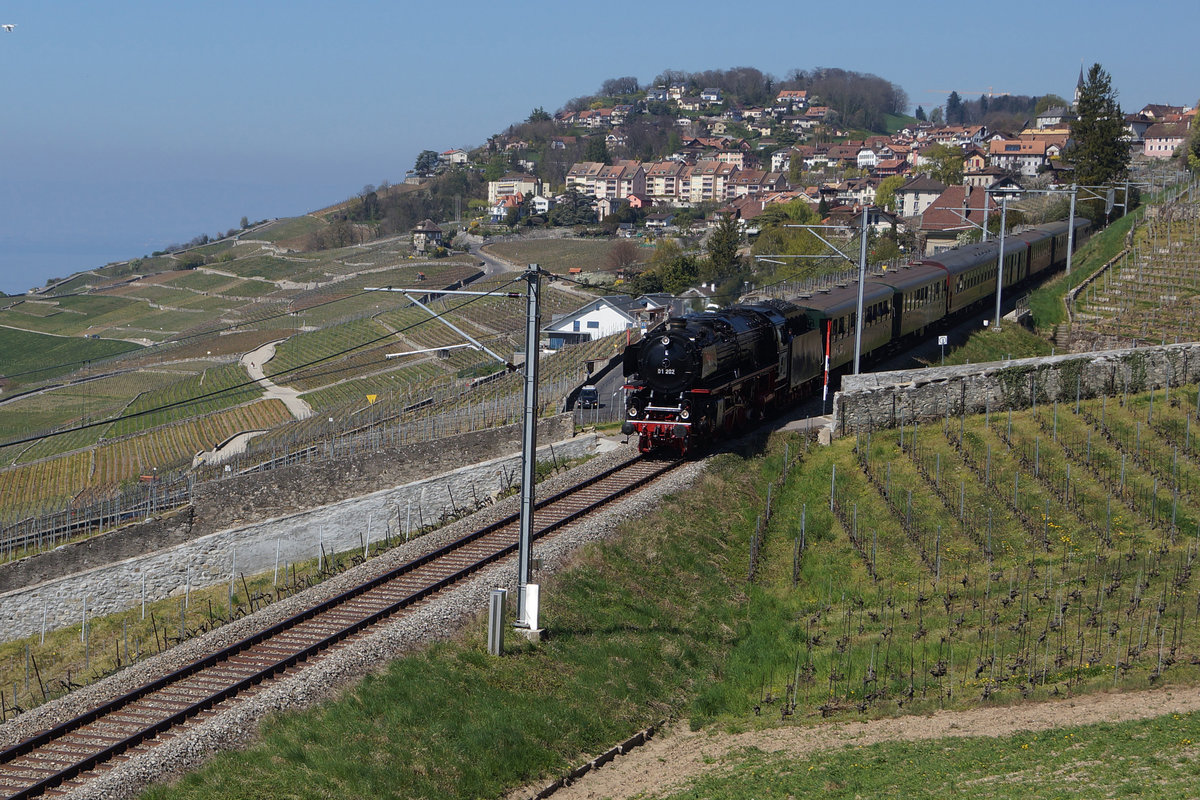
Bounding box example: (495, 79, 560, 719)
(1028, 210, 1139, 329)
(654, 712, 1200, 799)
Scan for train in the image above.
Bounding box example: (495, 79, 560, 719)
(620, 218, 1090, 454)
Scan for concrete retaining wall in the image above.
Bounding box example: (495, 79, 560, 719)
(0, 416, 574, 597)
(0, 432, 600, 643)
(833, 343, 1200, 435)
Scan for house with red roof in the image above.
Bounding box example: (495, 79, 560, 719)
(919, 185, 998, 254)
(988, 139, 1049, 177)
(1144, 121, 1190, 159)
(776, 89, 809, 106)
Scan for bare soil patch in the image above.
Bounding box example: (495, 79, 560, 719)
(548, 684, 1200, 799)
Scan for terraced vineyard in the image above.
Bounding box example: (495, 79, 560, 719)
(0, 216, 624, 537)
(264, 318, 397, 382)
(0, 371, 178, 453)
(88, 398, 292, 486)
(106, 363, 263, 437)
(1072, 185, 1200, 344)
(300, 362, 448, 412)
(0, 450, 92, 517)
(0, 399, 292, 519)
(0, 328, 141, 392)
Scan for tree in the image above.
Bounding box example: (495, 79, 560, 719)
(606, 239, 642, 272)
(483, 153, 510, 182)
(1066, 63, 1129, 190)
(914, 105, 926, 122)
(600, 76, 639, 97)
(625, 268, 663, 295)
(239, 216, 249, 229)
(705, 214, 742, 278)
(661, 254, 701, 293)
(873, 175, 907, 213)
(527, 106, 551, 123)
(1188, 115, 1200, 173)
(414, 150, 440, 177)
(649, 238, 684, 271)
(584, 136, 610, 165)
(548, 187, 595, 226)
(1035, 94, 1069, 115)
(945, 91, 964, 125)
(929, 106, 944, 125)
(787, 154, 803, 185)
(918, 143, 964, 186)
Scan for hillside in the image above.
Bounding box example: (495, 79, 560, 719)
(0, 224, 606, 536)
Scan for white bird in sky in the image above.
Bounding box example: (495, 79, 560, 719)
(1, 24, 15, 32)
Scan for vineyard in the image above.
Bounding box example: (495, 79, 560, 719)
(1072, 196, 1200, 344)
(740, 384, 1200, 720)
(0, 399, 292, 521)
(482, 238, 617, 274)
(299, 362, 448, 412)
(0, 294, 138, 338)
(106, 363, 264, 437)
(264, 318, 397, 382)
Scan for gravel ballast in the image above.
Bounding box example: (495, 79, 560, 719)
(0, 439, 712, 800)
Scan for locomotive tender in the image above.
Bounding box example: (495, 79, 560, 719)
(621, 218, 1090, 454)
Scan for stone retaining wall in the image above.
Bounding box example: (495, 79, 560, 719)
(0, 429, 595, 643)
(0, 416, 573, 597)
(833, 343, 1200, 435)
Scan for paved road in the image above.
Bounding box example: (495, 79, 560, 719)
(467, 240, 515, 276)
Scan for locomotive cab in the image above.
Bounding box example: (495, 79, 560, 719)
(621, 302, 806, 455)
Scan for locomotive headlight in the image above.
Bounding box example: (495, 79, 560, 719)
(660, 336, 670, 345)
(679, 405, 691, 420)
(627, 405, 639, 418)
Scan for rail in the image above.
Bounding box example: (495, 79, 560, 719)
(0, 454, 680, 799)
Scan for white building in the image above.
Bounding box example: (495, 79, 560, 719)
(543, 296, 641, 349)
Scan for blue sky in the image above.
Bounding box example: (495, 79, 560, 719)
(0, 0, 1195, 295)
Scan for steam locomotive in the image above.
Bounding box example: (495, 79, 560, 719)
(621, 219, 1089, 454)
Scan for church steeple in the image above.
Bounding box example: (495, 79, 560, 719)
(1073, 63, 1085, 110)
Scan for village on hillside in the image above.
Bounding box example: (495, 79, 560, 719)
(417, 72, 1194, 259)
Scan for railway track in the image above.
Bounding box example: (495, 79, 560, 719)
(0, 453, 680, 800)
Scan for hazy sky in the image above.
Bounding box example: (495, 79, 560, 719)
(0, 0, 1195, 295)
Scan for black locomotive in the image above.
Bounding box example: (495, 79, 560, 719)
(621, 218, 1089, 454)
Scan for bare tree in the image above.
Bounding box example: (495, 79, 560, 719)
(606, 239, 642, 272)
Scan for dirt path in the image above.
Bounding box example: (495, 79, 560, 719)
(549, 684, 1200, 799)
(240, 342, 313, 420)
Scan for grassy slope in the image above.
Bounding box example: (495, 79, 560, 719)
(141, 455, 756, 799)
(1028, 210, 1139, 330)
(932, 323, 1053, 367)
(655, 711, 1200, 799)
(135, 411, 1200, 798)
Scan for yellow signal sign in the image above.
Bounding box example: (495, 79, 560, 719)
(366, 394, 377, 404)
